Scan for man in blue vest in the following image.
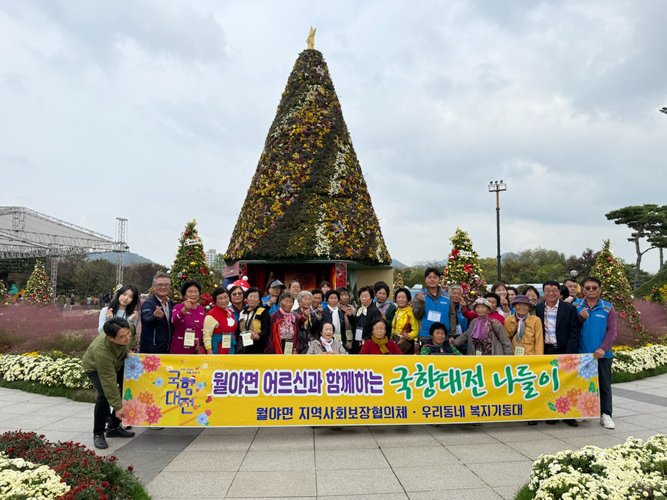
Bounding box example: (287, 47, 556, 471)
(411, 267, 454, 347)
(575, 276, 617, 430)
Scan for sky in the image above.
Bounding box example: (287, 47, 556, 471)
(2, 0, 666, 272)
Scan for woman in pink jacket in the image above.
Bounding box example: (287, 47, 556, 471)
(170, 280, 206, 354)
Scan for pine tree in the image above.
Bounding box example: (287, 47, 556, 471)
(592, 240, 648, 344)
(443, 228, 488, 301)
(224, 48, 390, 265)
(169, 220, 214, 300)
(24, 260, 52, 306)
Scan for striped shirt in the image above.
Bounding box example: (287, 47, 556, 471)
(544, 302, 558, 345)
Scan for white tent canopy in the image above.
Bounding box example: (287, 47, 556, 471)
(0, 207, 119, 259)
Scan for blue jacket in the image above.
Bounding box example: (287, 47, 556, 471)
(575, 298, 615, 359)
(262, 296, 280, 315)
(140, 294, 174, 354)
(412, 287, 451, 337)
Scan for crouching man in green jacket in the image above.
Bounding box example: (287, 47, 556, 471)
(82, 316, 136, 449)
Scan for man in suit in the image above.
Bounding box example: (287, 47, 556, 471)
(536, 280, 580, 427)
(140, 272, 174, 354)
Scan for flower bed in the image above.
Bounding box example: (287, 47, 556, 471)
(0, 451, 70, 498)
(0, 431, 150, 500)
(520, 434, 667, 500)
(612, 344, 667, 374)
(0, 352, 91, 389)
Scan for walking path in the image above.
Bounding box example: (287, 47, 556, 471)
(2, 375, 667, 499)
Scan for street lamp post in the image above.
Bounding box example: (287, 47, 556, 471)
(488, 180, 507, 282)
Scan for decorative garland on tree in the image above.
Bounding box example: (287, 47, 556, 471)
(592, 240, 648, 344)
(443, 228, 488, 301)
(224, 49, 390, 265)
(24, 260, 52, 306)
(169, 220, 214, 301)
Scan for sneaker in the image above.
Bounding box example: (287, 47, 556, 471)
(94, 434, 108, 449)
(600, 414, 615, 429)
(106, 427, 135, 438)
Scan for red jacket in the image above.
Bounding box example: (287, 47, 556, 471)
(359, 339, 403, 355)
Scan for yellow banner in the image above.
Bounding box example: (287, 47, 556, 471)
(121, 353, 600, 427)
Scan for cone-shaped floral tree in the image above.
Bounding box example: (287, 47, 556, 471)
(592, 240, 648, 344)
(224, 48, 390, 265)
(24, 260, 52, 305)
(443, 228, 487, 301)
(0, 278, 8, 307)
(170, 220, 214, 300)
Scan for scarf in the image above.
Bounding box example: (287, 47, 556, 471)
(371, 335, 389, 354)
(514, 313, 527, 343)
(328, 306, 341, 335)
(357, 305, 368, 316)
(472, 316, 489, 341)
(280, 309, 295, 326)
(320, 337, 333, 352)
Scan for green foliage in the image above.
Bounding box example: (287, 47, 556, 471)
(170, 220, 214, 300)
(501, 248, 567, 284)
(224, 49, 390, 265)
(636, 267, 667, 298)
(24, 260, 52, 305)
(71, 259, 115, 297)
(124, 262, 168, 293)
(0, 378, 96, 403)
(592, 240, 648, 344)
(514, 484, 534, 500)
(611, 362, 667, 383)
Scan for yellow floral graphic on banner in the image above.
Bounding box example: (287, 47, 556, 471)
(122, 354, 600, 427)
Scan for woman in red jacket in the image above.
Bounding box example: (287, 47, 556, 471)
(359, 318, 403, 355)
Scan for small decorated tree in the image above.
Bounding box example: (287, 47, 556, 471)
(0, 279, 8, 307)
(393, 272, 405, 290)
(592, 240, 648, 344)
(443, 228, 488, 302)
(24, 260, 53, 306)
(169, 220, 214, 301)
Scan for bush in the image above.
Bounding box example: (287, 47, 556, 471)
(0, 431, 150, 500)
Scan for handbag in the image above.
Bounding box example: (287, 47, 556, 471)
(391, 311, 415, 354)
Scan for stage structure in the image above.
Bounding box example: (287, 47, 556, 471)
(0, 207, 129, 295)
(223, 32, 393, 293)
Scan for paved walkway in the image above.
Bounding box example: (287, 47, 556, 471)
(2, 375, 667, 499)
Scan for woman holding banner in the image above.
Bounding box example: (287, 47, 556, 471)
(203, 287, 238, 354)
(450, 298, 513, 356)
(359, 318, 403, 355)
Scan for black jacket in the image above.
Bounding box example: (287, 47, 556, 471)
(535, 300, 580, 354)
(320, 306, 349, 343)
(352, 303, 382, 341)
(140, 294, 174, 354)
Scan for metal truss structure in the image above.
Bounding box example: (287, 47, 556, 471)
(0, 207, 129, 295)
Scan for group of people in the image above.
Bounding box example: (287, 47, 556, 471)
(84, 268, 617, 449)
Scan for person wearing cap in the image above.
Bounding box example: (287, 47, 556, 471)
(263, 279, 285, 315)
(504, 295, 544, 355)
(450, 298, 513, 355)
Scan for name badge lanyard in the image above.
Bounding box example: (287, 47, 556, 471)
(244, 308, 259, 334)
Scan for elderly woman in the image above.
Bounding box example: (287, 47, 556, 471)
(294, 290, 317, 343)
(448, 284, 468, 336)
(307, 321, 348, 354)
(203, 287, 238, 354)
(321, 289, 351, 345)
(170, 280, 206, 354)
(374, 281, 397, 322)
(420, 322, 457, 355)
(236, 286, 270, 354)
(288, 280, 302, 311)
(504, 295, 544, 355)
(451, 298, 513, 356)
(338, 287, 356, 349)
(390, 287, 419, 354)
(267, 293, 305, 354)
(351, 286, 381, 353)
(228, 285, 246, 323)
(359, 318, 403, 355)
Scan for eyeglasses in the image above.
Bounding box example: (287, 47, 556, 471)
(231, 292, 244, 296)
(584, 286, 599, 291)
(154, 284, 171, 289)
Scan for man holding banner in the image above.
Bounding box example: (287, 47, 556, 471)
(576, 276, 617, 430)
